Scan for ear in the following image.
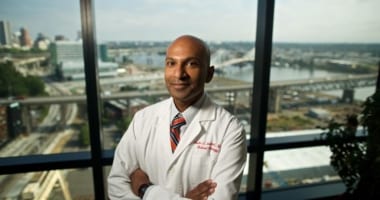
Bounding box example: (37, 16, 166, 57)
(206, 66, 214, 83)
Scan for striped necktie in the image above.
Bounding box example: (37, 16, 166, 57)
(170, 113, 186, 153)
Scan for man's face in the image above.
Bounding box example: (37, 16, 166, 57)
(164, 37, 213, 109)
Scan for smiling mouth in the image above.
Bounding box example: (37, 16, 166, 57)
(171, 83, 189, 89)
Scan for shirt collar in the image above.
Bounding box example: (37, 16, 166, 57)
(170, 93, 206, 124)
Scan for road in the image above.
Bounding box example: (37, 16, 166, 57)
(0, 83, 78, 200)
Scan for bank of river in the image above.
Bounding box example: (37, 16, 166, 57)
(220, 65, 375, 101)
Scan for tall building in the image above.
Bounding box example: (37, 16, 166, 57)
(19, 27, 32, 47)
(6, 102, 24, 138)
(99, 44, 109, 62)
(0, 20, 12, 46)
(50, 40, 84, 66)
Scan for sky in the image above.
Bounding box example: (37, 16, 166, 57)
(0, 0, 379, 43)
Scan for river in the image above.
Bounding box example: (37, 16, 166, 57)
(128, 53, 376, 101)
(221, 64, 376, 101)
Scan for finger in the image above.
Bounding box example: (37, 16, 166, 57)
(185, 180, 217, 199)
(204, 182, 217, 196)
(195, 180, 214, 193)
(198, 181, 217, 197)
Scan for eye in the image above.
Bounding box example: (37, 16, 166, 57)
(166, 60, 175, 67)
(187, 60, 200, 67)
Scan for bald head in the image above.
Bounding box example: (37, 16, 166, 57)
(164, 35, 214, 111)
(167, 35, 211, 66)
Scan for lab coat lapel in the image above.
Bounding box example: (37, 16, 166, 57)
(173, 121, 202, 158)
(171, 95, 216, 161)
(156, 99, 173, 166)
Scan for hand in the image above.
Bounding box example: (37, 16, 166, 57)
(185, 179, 217, 200)
(130, 168, 150, 196)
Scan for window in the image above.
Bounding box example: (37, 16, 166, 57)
(0, 0, 96, 199)
(95, 0, 257, 193)
(263, 0, 379, 191)
(0, 169, 94, 199)
(0, 0, 378, 199)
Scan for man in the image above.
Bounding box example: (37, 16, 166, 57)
(108, 35, 247, 200)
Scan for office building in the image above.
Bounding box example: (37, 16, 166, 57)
(6, 102, 23, 138)
(50, 40, 84, 66)
(58, 60, 118, 80)
(19, 27, 32, 47)
(0, 20, 12, 46)
(99, 44, 109, 62)
(51, 40, 118, 80)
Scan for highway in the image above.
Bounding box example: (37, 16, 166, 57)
(0, 73, 375, 106)
(0, 83, 78, 200)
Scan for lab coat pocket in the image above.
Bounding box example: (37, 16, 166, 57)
(188, 147, 218, 186)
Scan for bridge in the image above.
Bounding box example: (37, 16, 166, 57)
(11, 57, 47, 67)
(211, 48, 255, 69)
(214, 57, 254, 68)
(21, 170, 72, 200)
(1, 56, 48, 76)
(268, 74, 376, 112)
(271, 74, 376, 92)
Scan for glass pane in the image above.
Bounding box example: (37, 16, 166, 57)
(0, 0, 90, 155)
(0, 168, 94, 199)
(94, 0, 257, 195)
(262, 146, 339, 190)
(94, 0, 257, 147)
(104, 166, 111, 197)
(265, 0, 379, 189)
(0, 102, 92, 157)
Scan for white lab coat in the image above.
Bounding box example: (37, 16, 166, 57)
(108, 94, 247, 200)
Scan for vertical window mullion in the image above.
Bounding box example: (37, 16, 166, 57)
(247, 0, 275, 199)
(377, 62, 380, 91)
(80, 0, 106, 199)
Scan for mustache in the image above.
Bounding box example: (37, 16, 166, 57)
(167, 79, 190, 84)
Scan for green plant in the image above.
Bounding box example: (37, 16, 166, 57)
(322, 114, 365, 193)
(322, 90, 380, 199)
(353, 90, 380, 199)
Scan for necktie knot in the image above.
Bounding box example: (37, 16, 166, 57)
(170, 113, 186, 153)
(171, 113, 186, 129)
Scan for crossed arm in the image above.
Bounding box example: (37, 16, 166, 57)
(130, 168, 217, 200)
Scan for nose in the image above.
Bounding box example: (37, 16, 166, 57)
(173, 64, 187, 79)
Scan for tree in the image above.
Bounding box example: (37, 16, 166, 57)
(24, 76, 45, 96)
(115, 115, 132, 134)
(0, 62, 46, 98)
(79, 123, 90, 147)
(0, 62, 23, 97)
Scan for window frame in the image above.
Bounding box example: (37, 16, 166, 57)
(0, 0, 375, 200)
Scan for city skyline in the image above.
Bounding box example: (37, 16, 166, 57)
(0, 0, 379, 43)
